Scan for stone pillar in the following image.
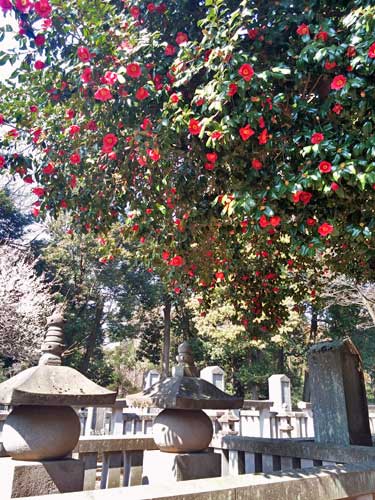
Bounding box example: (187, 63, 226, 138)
(144, 370, 160, 390)
(200, 366, 225, 391)
(308, 338, 372, 446)
(268, 374, 292, 412)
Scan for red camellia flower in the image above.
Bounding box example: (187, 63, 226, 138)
(346, 46, 356, 58)
(215, 271, 225, 280)
(34, 0, 52, 17)
(15, 0, 32, 12)
(94, 87, 113, 101)
(34, 34, 46, 47)
(42, 162, 55, 174)
(206, 152, 217, 163)
(311, 132, 324, 144)
(34, 60, 45, 70)
(248, 28, 259, 40)
(239, 124, 255, 141)
(70, 153, 81, 164)
(368, 42, 375, 59)
(318, 222, 334, 237)
(165, 44, 176, 56)
(0, 0, 12, 12)
(331, 182, 340, 191)
(170, 93, 179, 103)
(293, 191, 312, 205)
(169, 255, 184, 267)
(162, 250, 170, 261)
(102, 133, 118, 152)
(147, 149, 161, 161)
(307, 217, 316, 226)
(270, 216, 281, 227)
(126, 62, 142, 79)
(32, 187, 45, 197)
(227, 83, 238, 96)
(77, 46, 91, 62)
(103, 71, 118, 85)
(296, 24, 310, 36)
(330, 75, 347, 90)
(30, 105, 38, 113)
(259, 215, 269, 228)
(81, 67, 92, 83)
(315, 31, 328, 42)
(68, 125, 80, 136)
(238, 63, 254, 82)
(332, 103, 343, 114)
(135, 87, 149, 100)
(188, 118, 202, 135)
(324, 61, 337, 70)
(175, 32, 188, 45)
(211, 130, 223, 140)
(318, 160, 332, 173)
(130, 5, 140, 17)
(0, 156, 5, 168)
(258, 128, 269, 145)
(147, 3, 155, 12)
(204, 163, 214, 171)
(251, 159, 263, 170)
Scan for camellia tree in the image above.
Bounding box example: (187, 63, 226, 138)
(0, 0, 374, 336)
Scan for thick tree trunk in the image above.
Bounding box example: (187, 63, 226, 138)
(277, 347, 284, 373)
(80, 298, 104, 374)
(161, 296, 171, 378)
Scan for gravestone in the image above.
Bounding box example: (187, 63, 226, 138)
(200, 366, 225, 392)
(268, 374, 292, 412)
(308, 338, 372, 446)
(144, 370, 160, 390)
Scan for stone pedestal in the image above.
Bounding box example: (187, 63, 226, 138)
(142, 450, 221, 485)
(0, 457, 83, 498)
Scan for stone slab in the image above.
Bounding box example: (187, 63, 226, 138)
(142, 450, 221, 484)
(0, 457, 83, 498)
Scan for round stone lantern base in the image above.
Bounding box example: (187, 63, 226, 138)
(3, 405, 81, 461)
(153, 409, 213, 453)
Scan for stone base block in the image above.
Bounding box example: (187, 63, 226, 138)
(142, 450, 221, 485)
(0, 457, 83, 498)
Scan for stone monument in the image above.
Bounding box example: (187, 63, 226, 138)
(0, 313, 117, 498)
(200, 366, 225, 391)
(268, 374, 292, 413)
(127, 341, 243, 485)
(308, 337, 372, 446)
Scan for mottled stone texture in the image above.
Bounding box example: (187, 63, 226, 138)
(0, 457, 83, 498)
(308, 338, 372, 446)
(142, 450, 221, 484)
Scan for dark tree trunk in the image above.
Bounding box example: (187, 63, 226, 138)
(80, 297, 104, 374)
(161, 296, 171, 378)
(277, 347, 284, 373)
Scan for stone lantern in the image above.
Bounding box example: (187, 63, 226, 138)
(127, 341, 243, 485)
(0, 313, 116, 498)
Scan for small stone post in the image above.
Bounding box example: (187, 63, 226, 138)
(308, 338, 372, 446)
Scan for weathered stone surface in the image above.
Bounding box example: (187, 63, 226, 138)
(268, 374, 292, 412)
(127, 376, 242, 410)
(74, 435, 158, 454)
(15, 464, 375, 500)
(308, 338, 372, 446)
(142, 450, 221, 484)
(3, 405, 80, 461)
(0, 365, 116, 407)
(0, 457, 83, 498)
(153, 409, 213, 453)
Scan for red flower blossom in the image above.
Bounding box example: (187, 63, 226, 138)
(34, 0, 52, 17)
(227, 83, 238, 96)
(251, 159, 262, 170)
(81, 67, 92, 83)
(311, 132, 324, 144)
(332, 103, 343, 115)
(330, 75, 347, 90)
(175, 32, 188, 45)
(211, 131, 223, 140)
(23, 175, 33, 184)
(215, 271, 225, 280)
(368, 42, 375, 59)
(15, 0, 32, 12)
(126, 62, 142, 79)
(147, 3, 156, 12)
(238, 63, 254, 82)
(315, 31, 328, 42)
(147, 149, 160, 161)
(270, 216, 281, 227)
(331, 182, 339, 191)
(0, 156, 5, 168)
(206, 152, 217, 163)
(248, 28, 259, 40)
(170, 93, 179, 103)
(42, 162, 55, 174)
(102, 133, 118, 152)
(188, 118, 201, 135)
(318, 222, 333, 237)
(259, 215, 269, 228)
(162, 250, 170, 261)
(293, 191, 312, 205)
(239, 124, 255, 141)
(258, 128, 269, 145)
(169, 255, 184, 267)
(130, 6, 140, 18)
(34, 60, 45, 70)
(68, 125, 80, 136)
(324, 61, 337, 70)
(135, 87, 149, 100)
(318, 160, 332, 173)
(70, 153, 81, 164)
(0, 0, 12, 12)
(30, 105, 38, 113)
(103, 71, 118, 85)
(165, 44, 176, 56)
(346, 46, 356, 58)
(204, 163, 214, 171)
(94, 87, 113, 101)
(77, 46, 91, 62)
(296, 24, 310, 36)
(307, 217, 316, 226)
(34, 34, 46, 47)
